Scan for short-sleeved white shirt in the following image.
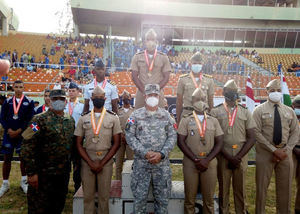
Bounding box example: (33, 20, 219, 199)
(84, 79, 118, 111)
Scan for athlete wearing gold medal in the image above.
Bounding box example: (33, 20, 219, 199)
(74, 86, 122, 214)
(178, 88, 224, 214)
(130, 28, 172, 109)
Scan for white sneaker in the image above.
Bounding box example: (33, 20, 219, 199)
(20, 179, 28, 194)
(0, 182, 9, 197)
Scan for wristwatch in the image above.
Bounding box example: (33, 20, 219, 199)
(159, 152, 165, 160)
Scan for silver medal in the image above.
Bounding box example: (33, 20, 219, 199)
(13, 114, 18, 120)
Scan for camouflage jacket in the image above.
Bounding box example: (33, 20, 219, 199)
(21, 110, 75, 176)
(125, 107, 177, 166)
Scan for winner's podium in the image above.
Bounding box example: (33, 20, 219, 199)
(73, 160, 219, 213)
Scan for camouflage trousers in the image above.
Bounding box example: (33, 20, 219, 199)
(131, 160, 172, 214)
(27, 173, 70, 214)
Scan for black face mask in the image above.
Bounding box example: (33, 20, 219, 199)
(123, 99, 131, 105)
(224, 91, 239, 102)
(92, 98, 105, 108)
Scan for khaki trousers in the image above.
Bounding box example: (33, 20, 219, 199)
(293, 153, 300, 213)
(255, 144, 293, 214)
(81, 152, 113, 214)
(183, 157, 217, 214)
(217, 154, 248, 214)
(135, 89, 165, 109)
(115, 143, 134, 180)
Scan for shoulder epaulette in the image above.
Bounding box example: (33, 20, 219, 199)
(107, 110, 117, 115)
(107, 79, 116, 86)
(213, 103, 223, 108)
(203, 74, 212, 78)
(238, 104, 247, 109)
(157, 51, 166, 55)
(183, 113, 193, 118)
(81, 111, 90, 116)
(179, 73, 189, 78)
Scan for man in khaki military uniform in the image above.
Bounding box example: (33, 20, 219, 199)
(292, 95, 300, 214)
(210, 80, 256, 214)
(74, 86, 122, 214)
(176, 52, 214, 124)
(253, 79, 299, 214)
(115, 90, 134, 180)
(130, 29, 172, 109)
(178, 88, 224, 214)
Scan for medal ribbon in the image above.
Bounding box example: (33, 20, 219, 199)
(190, 72, 203, 89)
(68, 98, 78, 116)
(91, 108, 106, 136)
(13, 94, 24, 117)
(223, 102, 238, 127)
(94, 78, 107, 89)
(193, 111, 207, 138)
(144, 49, 157, 72)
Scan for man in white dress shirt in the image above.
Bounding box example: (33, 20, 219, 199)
(83, 59, 118, 114)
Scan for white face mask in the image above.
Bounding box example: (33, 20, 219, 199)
(268, 92, 282, 103)
(191, 64, 203, 74)
(146, 96, 159, 107)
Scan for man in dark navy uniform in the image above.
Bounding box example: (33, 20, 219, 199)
(0, 80, 34, 197)
(35, 89, 51, 115)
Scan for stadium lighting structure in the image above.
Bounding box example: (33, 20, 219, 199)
(172, 39, 243, 43)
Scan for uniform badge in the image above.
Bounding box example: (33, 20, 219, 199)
(30, 122, 40, 132)
(23, 102, 29, 106)
(173, 123, 178, 130)
(127, 118, 135, 125)
(190, 130, 195, 136)
(125, 117, 135, 131)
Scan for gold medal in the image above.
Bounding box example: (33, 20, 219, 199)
(91, 108, 106, 143)
(193, 111, 207, 145)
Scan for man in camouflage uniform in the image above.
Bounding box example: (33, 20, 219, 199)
(21, 89, 75, 214)
(176, 52, 214, 124)
(115, 90, 134, 180)
(125, 84, 177, 214)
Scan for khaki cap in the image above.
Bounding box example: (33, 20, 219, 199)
(224, 79, 238, 90)
(145, 29, 157, 40)
(292, 94, 300, 104)
(266, 79, 281, 90)
(190, 52, 202, 63)
(121, 89, 131, 97)
(93, 86, 105, 95)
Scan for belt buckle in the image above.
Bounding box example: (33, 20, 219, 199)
(199, 152, 206, 157)
(232, 144, 238, 149)
(275, 144, 284, 148)
(96, 151, 102, 156)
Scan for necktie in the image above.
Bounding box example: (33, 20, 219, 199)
(273, 104, 282, 145)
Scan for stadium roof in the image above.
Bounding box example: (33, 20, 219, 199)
(0, 0, 19, 31)
(71, 0, 300, 36)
